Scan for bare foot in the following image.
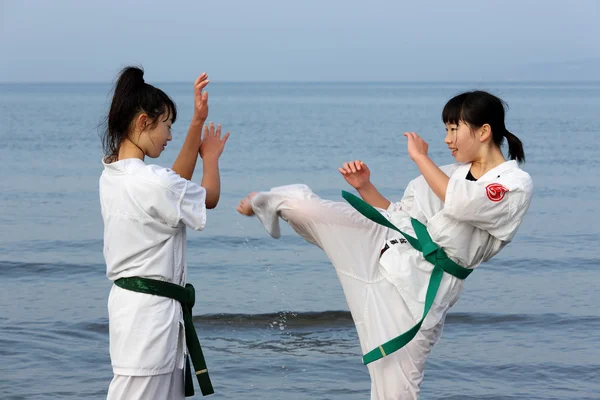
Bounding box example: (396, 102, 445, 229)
(236, 192, 257, 216)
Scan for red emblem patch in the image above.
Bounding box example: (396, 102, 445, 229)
(486, 183, 509, 202)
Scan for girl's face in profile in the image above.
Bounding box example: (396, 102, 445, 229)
(444, 121, 481, 163)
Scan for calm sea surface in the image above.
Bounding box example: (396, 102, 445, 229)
(1, 82, 599, 399)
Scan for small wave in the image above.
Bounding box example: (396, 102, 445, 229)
(61, 311, 600, 333)
(484, 256, 599, 271)
(65, 311, 354, 333)
(194, 311, 353, 329)
(0, 260, 104, 277)
(0, 238, 102, 253)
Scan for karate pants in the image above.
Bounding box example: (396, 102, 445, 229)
(106, 368, 184, 400)
(252, 185, 451, 400)
(107, 303, 187, 400)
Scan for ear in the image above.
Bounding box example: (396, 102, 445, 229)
(479, 123, 492, 142)
(135, 113, 149, 133)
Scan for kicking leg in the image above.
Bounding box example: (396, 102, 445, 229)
(247, 184, 390, 283)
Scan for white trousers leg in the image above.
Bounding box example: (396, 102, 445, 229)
(106, 367, 185, 400)
(252, 185, 447, 399)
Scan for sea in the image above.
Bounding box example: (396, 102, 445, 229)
(0, 81, 599, 399)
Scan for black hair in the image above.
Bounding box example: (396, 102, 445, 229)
(102, 66, 177, 161)
(442, 90, 525, 163)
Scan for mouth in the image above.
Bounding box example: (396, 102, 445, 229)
(449, 148, 457, 156)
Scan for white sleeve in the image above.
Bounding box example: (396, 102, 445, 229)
(172, 180, 207, 231)
(387, 178, 416, 213)
(389, 164, 456, 214)
(136, 166, 207, 230)
(153, 169, 207, 231)
(444, 173, 533, 241)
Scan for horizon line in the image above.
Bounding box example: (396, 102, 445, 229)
(2, 79, 600, 85)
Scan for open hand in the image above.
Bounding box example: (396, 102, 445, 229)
(199, 122, 230, 160)
(404, 132, 429, 161)
(338, 160, 371, 190)
(193, 73, 210, 122)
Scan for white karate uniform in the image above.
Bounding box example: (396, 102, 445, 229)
(249, 160, 533, 399)
(99, 158, 207, 400)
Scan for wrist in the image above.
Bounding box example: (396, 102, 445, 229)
(202, 155, 219, 165)
(191, 115, 206, 126)
(356, 181, 375, 193)
(412, 153, 430, 164)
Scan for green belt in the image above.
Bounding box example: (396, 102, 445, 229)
(342, 190, 473, 365)
(113, 277, 214, 397)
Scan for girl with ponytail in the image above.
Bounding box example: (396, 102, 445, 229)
(100, 66, 229, 399)
(236, 90, 532, 398)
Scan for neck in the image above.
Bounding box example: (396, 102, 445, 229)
(118, 138, 145, 161)
(470, 146, 506, 178)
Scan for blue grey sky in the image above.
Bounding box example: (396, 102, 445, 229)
(1, 0, 599, 82)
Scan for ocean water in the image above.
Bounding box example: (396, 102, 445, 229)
(0, 81, 599, 399)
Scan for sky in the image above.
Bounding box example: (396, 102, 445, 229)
(0, 0, 599, 82)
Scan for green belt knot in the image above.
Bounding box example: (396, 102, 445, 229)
(341, 190, 473, 365)
(421, 241, 439, 258)
(184, 283, 195, 309)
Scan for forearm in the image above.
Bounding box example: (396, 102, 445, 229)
(413, 155, 449, 202)
(357, 182, 391, 209)
(200, 157, 220, 209)
(172, 119, 204, 180)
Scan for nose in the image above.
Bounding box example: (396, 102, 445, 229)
(444, 131, 452, 145)
(167, 134, 172, 141)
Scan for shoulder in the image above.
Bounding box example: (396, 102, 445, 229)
(135, 164, 188, 194)
(492, 164, 533, 194)
(480, 164, 532, 211)
(504, 167, 532, 187)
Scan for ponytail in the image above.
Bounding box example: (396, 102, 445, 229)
(504, 129, 525, 163)
(112, 66, 145, 104)
(101, 66, 177, 161)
